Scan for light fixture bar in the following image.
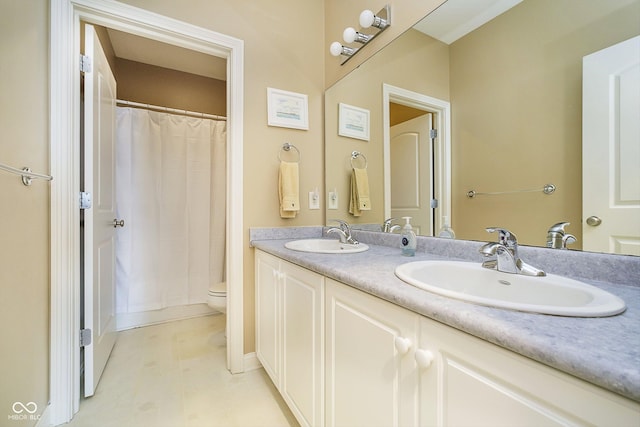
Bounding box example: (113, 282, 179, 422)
(330, 4, 391, 65)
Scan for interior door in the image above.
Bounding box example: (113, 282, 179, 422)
(390, 114, 434, 235)
(83, 23, 118, 397)
(582, 36, 640, 255)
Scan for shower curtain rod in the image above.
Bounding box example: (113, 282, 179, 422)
(116, 99, 226, 121)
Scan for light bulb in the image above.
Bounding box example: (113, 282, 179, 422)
(330, 42, 343, 57)
(359, 10, 375, 28)
(343, 27, 372, 44)
(343, 27, 357, 43)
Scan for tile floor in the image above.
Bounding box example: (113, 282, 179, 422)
(64, 314, 298, 427)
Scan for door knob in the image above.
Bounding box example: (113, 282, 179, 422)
(586, 216, 602, 226)
(113, 219, 125, 228)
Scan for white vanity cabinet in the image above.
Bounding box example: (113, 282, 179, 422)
(325, 278, 420, 427)
(254, 250, 640, 427)
(417, 317, 640, 426)
(255, 250, 324, 427)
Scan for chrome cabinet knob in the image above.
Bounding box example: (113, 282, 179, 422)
(586, 216, 602, 227)
(113, 219, 125, 228)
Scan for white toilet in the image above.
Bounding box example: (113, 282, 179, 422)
(207, 282, 227, 314)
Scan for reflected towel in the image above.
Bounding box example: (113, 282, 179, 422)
(279, 161, 299, 218)
(349, 167, 371, 217)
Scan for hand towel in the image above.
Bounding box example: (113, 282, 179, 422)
(279, 161, 299, 218)
(349, 167, 371, 217)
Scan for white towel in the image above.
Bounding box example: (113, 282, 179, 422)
(279, 161, 299, 218)
(349, 167, 371, 217)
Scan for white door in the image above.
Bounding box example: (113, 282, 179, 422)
(390, 114, 433, 235)
(583, 36, 640, 255)
(83, 24, 118, 397)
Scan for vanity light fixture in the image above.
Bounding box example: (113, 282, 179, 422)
(329, 4, 391, 65)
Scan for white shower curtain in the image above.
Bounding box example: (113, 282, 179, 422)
(115, 107, 226, 313)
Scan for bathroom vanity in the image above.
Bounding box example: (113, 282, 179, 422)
(252, 228, 640, 427)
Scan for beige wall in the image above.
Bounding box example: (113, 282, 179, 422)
(115, 58, 227, 116)
(0, 0, 50, 424)
(2, 0, 326, 421)
(117, 0, 326, 354)
(450, 0, 640, 246)
(325, 30, 450, 226)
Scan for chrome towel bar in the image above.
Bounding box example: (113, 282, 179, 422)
(0, 162, 53, 186)
(467, 184, 555, 198)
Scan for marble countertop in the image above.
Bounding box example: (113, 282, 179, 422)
(251, 229, 640, 403)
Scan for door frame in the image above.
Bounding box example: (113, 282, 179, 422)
(382, 84, 451, 233)
(50, 1, 244, 424)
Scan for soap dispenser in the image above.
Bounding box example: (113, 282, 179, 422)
(438, 216, 456, 239)
(401, 216, 416, 256)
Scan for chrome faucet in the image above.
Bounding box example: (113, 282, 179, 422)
(480, 227, 545, 276)
(382, 217, 401, 233)
(326, 219, 359, 245)
(546, 222, 576, 249)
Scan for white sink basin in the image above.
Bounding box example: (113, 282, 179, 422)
(285, 239, 369, 254)
(395, 261, 626, 317)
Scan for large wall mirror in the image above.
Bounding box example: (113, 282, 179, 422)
(325, 0, 639, 255)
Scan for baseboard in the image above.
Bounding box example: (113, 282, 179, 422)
(243, 352, 263, 372)
(34, 403, 51, 427)
(116, 303, 217, 331)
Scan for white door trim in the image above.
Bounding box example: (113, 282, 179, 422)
(49, 1, 244, 424)
(382, 83, 451, 233)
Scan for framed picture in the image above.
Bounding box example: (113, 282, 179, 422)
(267, 88, 309, 130)
(338, 103, 370, 141)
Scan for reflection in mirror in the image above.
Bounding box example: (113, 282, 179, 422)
(324, 0, 640, 255)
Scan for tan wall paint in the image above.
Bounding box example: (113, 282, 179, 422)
(117, 0, 325, 354)
(450, 0, 640, 246)
(324, 0, 446, 88)
(325, 30, 450, 226)
(0, 0, 50, 423)
(115, 58, 226, 116)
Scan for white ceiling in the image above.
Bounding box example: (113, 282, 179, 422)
(107, 28, 227, 81)
(413, 0, 523, 44)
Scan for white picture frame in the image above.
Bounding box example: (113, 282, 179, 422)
(267, 87, 309, 130)
(338, 103, 370, 141)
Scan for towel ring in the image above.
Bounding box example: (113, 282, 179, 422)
(279, 143, 300, 162)
(351, 151, 367, 169)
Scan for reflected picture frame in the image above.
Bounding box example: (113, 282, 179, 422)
(338, 103, 370, 141)
(267, 87, 309, 130)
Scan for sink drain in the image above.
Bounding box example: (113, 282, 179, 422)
(498, 279, 512, 286)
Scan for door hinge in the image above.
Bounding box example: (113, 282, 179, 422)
(80, 329, 92, 347)
(80, 192, 92, 209)
(430, 199, 439, 208)
(80, 55, 92, 73)
(430, 129, 438, 139)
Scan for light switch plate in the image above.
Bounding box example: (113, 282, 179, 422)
(309, 191, 320, 210)
(328, 191, 338, 210)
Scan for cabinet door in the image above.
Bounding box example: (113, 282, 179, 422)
(281, 262, 324, 427)
(418, 317, 640, 426)
(255, 251, 281, 386)
(325, 279, 419, 427)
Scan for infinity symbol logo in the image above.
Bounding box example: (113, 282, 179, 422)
(12, 401, 37, 414)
